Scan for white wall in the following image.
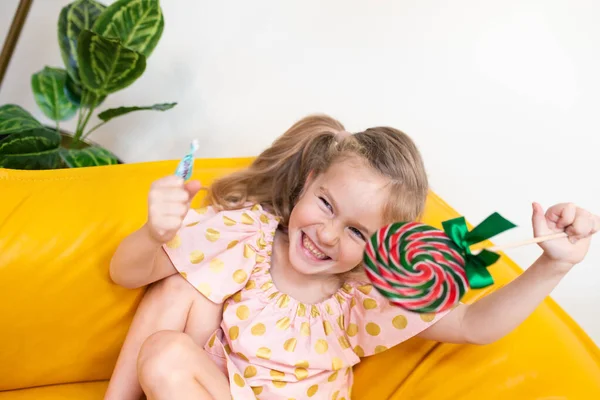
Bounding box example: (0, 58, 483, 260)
(2, 1, 598, 344)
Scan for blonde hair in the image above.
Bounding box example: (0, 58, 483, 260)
(208, 114, 428, 225)
(207, 114, 428, 283)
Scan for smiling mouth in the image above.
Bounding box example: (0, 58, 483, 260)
(301, 232, 330, 261)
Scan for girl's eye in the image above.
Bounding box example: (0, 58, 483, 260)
(349, 227, 365, 240)
(319, 196, 333, 212)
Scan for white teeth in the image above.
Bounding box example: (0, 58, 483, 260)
(302, 233, 328, 260)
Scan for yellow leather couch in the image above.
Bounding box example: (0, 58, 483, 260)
(1, 158, 599, 399)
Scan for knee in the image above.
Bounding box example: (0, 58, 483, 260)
(149, 273, 192, 299)
(137, 331, 194, 388)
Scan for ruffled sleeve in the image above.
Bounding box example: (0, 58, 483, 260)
(338, 281, 451, 357)
(161, 204, 279, 304)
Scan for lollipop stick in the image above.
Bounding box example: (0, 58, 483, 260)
(471, 232, 567, 255)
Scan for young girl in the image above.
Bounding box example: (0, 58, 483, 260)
(105, 115, 598, 400)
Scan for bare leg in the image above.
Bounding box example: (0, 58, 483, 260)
(105, 274, 223, 400)
(138, 330, 231, 400)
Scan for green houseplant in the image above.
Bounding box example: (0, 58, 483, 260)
(0, 0, 176, 169)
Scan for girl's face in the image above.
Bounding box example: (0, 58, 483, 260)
(287, 158, 391, 277)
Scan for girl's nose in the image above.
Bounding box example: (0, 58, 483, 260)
(317, 221, 339, 246)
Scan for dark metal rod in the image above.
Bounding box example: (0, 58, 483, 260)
(0, 0, 34, 92)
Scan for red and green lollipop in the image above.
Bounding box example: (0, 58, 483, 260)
(364, 213, 521, 313)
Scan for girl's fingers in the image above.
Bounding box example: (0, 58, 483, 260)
(160, 190, 190, 203)
(565, 208, 593, 242)
(162, 203, 189, 218)
(546, 203, 577, 230)
(154, 175, 185, 188)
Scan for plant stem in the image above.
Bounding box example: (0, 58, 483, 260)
(78, 105, 96, 141)
(74, 96, 86, 143)
(76, 104, 83, 130)
(73, 111, 84, 146)
(82, 121, 106, 140)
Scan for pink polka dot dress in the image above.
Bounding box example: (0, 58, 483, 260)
(162, 204, 448, 399)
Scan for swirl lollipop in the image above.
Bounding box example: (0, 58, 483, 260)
(365, 209, 599, 313)
(364, 213, 519, 313)
(364, 222, 469, 313)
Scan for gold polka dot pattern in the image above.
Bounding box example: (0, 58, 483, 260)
(244, 366, 257, 378)
(256, 347, 272, 360)
(251, 386, 263, 395)
(205, 228, 220, 242)
(331, 357, 343, 371)
(159, 204, 449, 398)
(315, 339, 328, 354)
(393, 315, 408, 329)
(229, 326, 239, 340)
(363, 298, 377, 309)
(270, 369, 285, 378)
(241, 213, 255, 225)
(366, 322, 381, 336)
(209, 258, 223, 272)
(323, 321, 333, 335)
(231, 291, 242, 303)
(233, 269, 247, 284)
(307, 384, 319, 397)
(420, 313, 436, 322)
(283, 338, 297, 352)
(223, 215, 237, 226)
(243, 244, 255, 259)
(273, 380, 286, 388)
(329, 371, 339, 381)
(346, 323, 358, 337)
(300, 322, 310, 336)
(375, 345, 388, 354)
(197, 283, 211, 297)
(233, 373, 245, 387)
(236, 305, 250, 320)
(295, 367, 308, 380)
(251, 323, 266, 336)
(190, 250, 204, 264)
(276, 317, 291, 330)
(338, 336, 351, 349)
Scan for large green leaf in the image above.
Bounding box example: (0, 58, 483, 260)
(64, 73, 106, 108)
(31, 67, 79, 122)
(0, 127, 61, 169)
(0, 104, 42, 134)
(78, 30, 147, 95)
(92, 0, 164, 58)
(60, 146, 120, 167)
(97, 102, 176, 122)
(58, 0, 106, 85)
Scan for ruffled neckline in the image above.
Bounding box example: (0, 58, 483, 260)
(239, 203, 371, 316)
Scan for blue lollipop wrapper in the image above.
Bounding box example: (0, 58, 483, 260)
(174, 140, 199, 181)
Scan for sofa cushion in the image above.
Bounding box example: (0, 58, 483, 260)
(1, 159, 599, 399)
(0, 381, 107, 400)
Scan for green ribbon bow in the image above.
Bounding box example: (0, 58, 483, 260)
(442, 212, 516, 289)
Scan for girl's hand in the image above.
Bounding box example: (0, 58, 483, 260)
(532, 202, 599, 271)
(146, 176, 202, 244)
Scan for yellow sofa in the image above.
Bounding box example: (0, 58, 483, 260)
(1, 158, 599, 399)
